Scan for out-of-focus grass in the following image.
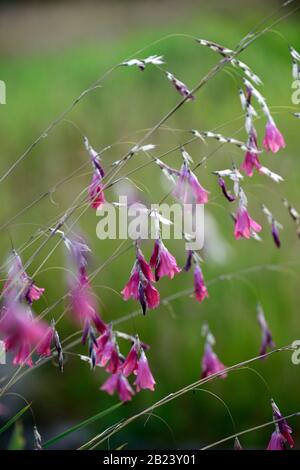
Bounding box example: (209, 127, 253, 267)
(0, 5, 300, 449)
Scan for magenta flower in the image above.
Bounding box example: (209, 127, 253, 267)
(234, 207, 262, 240)
(271, 400, 294, 448)
(150, 239, 181, 281)
(121, 266, 140, 301)
(201, 342, 227, 379)
(136, 249, 155, 283)
(144, 282, 160, 309)
(1, 303, 51, 367)
(36, 325, 54, 357)
(134, 350, 156, 392)
(263, 120, 286, 153)
(240, 151, 261, 177)
(88, 172, 105, 209)
(240, 130, 261, 177)
(101, 372, 134, 402)
(25, 282, 45, 305)
(122, 342, 139, 377)
(70, 281, 106, 342)
(267, 429, 286, 450)
(257, 306, 275, 357)
(194, 264, 208, 303)
(122, 247, 160, 315)
(173, 163, 209, 205)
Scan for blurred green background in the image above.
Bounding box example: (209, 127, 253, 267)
(0, 0, 300, 450)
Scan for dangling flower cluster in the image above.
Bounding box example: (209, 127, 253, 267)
(184, 250, 208, 303)
(122, 244, 160, 315)
(96, 331, 155, 402)
(201, 324, 227, 379)
(66, 235, 106, 344)
(262, 205, 283, 248)
(0, 252, 54, 367)
(243, 79, 286, 154)
(234, 188, 262, 240)
(267, 400, 294, 450)
(257, 304, 275, 357)
(84, 137, 106, 210)
(150, 239, 181, 281)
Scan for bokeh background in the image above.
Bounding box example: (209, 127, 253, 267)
(0, 0, 300, 450)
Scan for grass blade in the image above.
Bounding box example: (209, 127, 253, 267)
(0, 404, 31, 436)
(43, 401, 124, 448)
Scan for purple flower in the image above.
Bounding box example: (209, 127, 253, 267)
(134, 350, 156, 392)
(194, 264, 208, 303)
(122, 342, 139, 377)
(240, 130, 261, 177)
(183, 250, 193, 272)
(271, 400, 294, 448)
(257, 306, 275, 357)
(88, 172, 105, 209)
(101, 372, 135, 402)
(218, 177, 235, 202)
(121, 248, 160, 315)
(263, 120, 286, 154)
(1, 302, 52, 367)
(271, 222, 281, 248)
(173, 163, 209, 205)
(267, 429, 286, 450)
(201, 342, 227, 379)
(150, 239, 181, 281)
(234, 207, 262, 240)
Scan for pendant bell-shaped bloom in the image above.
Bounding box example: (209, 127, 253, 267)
(263, 120, 286, 154)
(267, 429, 286, 450)
(1, 302, 52, 367)
(150, 240, 181, 281)
(173, 163, 209, 205)
(271, 400, 294, 448)
(234, 207, 262, 240)
(134, 350, 156, 392)
(122, 342, 140, 377)
(201, 342, 227, 379)
(101, 372, 135, 402)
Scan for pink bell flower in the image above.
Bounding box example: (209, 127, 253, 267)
(150, 239, 181, 281)
(134, 350, 156, 392)
(263, 120, 286, 154)
(234, 207, 262, 240)
(201, 342, 227, 379)
(101, 372, 134, 402)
